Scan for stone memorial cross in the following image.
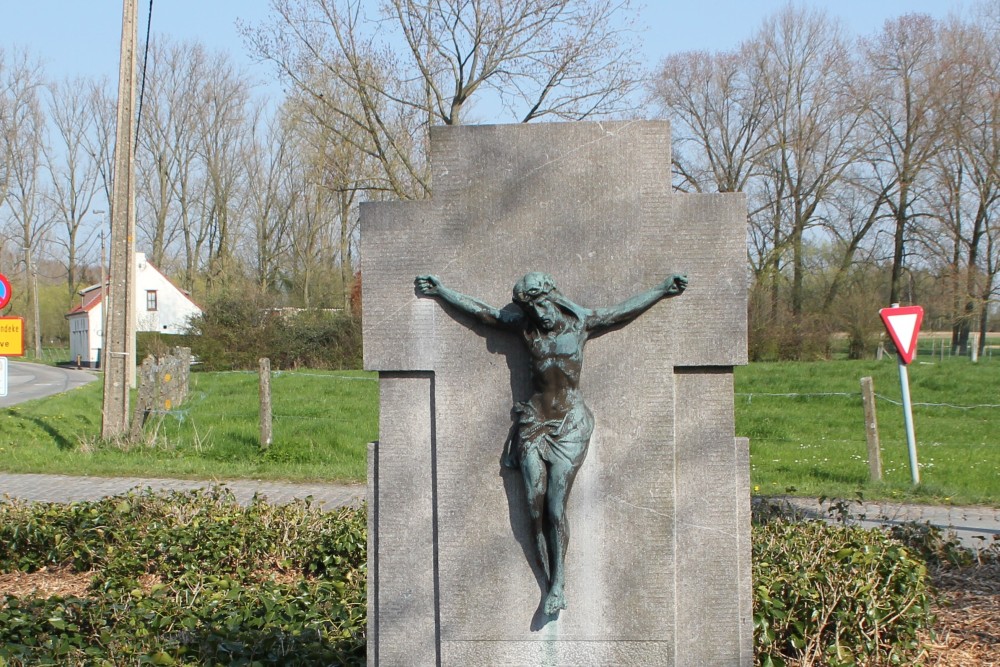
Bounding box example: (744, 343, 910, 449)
(363, 120, 750, 666)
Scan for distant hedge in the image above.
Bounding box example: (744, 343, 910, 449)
(183, 293, 362, 371)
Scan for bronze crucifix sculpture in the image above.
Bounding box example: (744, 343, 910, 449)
(415, 271, 687, 615)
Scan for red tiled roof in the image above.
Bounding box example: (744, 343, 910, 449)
(65, 289, 102, 316)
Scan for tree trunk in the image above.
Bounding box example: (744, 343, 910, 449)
(889, 190, 909, 305)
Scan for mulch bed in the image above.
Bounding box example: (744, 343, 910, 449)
(0, 567, 93, 598)
(919, 560, 1000, 666)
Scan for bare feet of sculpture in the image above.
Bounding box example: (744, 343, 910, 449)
(544, 586, 567, 615)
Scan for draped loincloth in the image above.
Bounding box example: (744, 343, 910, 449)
(503, 400, 594, 469)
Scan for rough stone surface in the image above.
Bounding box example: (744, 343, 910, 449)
(363, 121, 749, 665)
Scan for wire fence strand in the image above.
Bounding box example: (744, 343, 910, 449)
(737, 391, 1000, 411)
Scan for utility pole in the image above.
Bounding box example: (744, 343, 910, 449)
(102, 0, 138, 439)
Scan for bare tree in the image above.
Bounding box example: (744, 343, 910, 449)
(132, 37, 255, 297)
(0, 50, 50, 356)
(285, 85, 382, 308)
(44, 77, 103, 303)
(197, 50, 253, 292)
(84, 77, 117, 214)
(860, 14, 949, 305)
(650, 47, 769, 194)
(243, 106, 297, 291)
(135, 38, 211, 274)
(243, 0, 643, 199)
(747, 7, 870, 324)
(930, 16, 1000, 354)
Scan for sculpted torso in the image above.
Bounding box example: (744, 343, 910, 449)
(524, 324, 585, 421)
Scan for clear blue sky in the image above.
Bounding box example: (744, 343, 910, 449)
(5, 0, 972, 96)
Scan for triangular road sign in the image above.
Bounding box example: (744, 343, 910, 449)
(879, 305, 924, 364)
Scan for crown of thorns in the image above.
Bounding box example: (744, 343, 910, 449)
(512, 272, 556, 304)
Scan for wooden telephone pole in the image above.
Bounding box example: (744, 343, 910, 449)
(101, 0, 138, 439)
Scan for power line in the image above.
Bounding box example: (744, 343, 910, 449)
(134, 0, 154, 152)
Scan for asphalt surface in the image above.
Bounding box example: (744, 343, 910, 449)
(0, 472, 365, 509)
(0, 473, 995, 550)
(0, 360, 98, 407)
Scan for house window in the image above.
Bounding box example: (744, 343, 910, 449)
(146, 290, 158, 311)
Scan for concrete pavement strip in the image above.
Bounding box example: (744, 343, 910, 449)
(0, 472, 364, 509)
(1, 473, 996, 550)
(764, 495, 1000, 551)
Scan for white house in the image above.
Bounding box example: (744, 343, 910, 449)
(66, 253, 202, 366)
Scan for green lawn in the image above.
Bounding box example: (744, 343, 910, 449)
(0, 370, 376, 482)
(739, 356, 1000, 506)
(1, 357, 997, 506)
(20, 346, 72, 367)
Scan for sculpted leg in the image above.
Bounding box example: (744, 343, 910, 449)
(519, 451, 550, 582)
(543, 457, 580, 615)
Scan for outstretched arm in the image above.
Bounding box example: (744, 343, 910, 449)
(587, 274, 687, 332)
(415, 275, 523, 329)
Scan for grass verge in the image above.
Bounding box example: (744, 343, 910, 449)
(1, 357, 997, 506)
(0, 370, 376, 482)
(740, 357, 1000, 506)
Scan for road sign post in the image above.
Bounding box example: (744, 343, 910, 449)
(879, 304, 924, 485)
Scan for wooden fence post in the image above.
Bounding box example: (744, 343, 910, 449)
(860, 376, 882, 481)
(259, 358, 272, 450)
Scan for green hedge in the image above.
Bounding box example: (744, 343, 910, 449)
(184, 293, 362, 371)
(0, 489, 365, 666)
(0, 492, 934, 666)
(753, 520, 931, 667)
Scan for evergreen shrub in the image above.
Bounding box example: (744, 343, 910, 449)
(752, 520, 931, 667)
(0, 488, 366, 666)
(185, 292, 362, 371)
(0, 491, 935, 666)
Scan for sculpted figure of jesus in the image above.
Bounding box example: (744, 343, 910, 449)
(415, 271, 687, 615)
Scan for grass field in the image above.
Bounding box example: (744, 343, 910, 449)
(739, 356, 1000, 506)
(0, 370, 376, 482)
(0, 357, 996, 505)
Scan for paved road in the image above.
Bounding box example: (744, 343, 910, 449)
(0, 472, 365, 509)
(0, 361, 98, 407)
(1, 472, 995, 550)
(762, 496, 1000, 551)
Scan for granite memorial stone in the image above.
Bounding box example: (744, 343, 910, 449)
(363, 120, 750, 666)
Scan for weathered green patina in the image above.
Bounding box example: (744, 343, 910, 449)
(415, 271, 687, 615)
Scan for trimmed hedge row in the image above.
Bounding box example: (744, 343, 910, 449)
(0, 489, 365, 666)
(183, 292, 362, 371)
(753, 520, 930, 666)
(0, 491, 934, 666)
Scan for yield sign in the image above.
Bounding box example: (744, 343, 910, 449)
(880, 305, 924, 365)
